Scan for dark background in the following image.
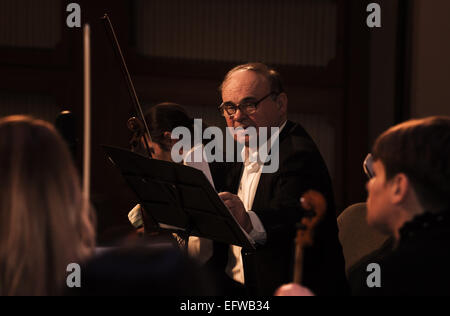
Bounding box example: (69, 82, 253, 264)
(1, 0, 449, 244)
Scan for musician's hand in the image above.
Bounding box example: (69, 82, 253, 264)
(219, 192, 253, 234)
(274, 283, 315, 296)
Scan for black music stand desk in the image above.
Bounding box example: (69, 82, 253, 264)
(103, 145, 255, 250)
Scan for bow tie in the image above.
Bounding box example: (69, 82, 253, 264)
(244, 150, 262, 173)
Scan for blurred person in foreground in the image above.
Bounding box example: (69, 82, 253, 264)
(351, 116, 450, 295)
(0, 115, 96, 296)
(277, 116, 450, 296)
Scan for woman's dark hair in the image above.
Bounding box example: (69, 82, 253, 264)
(372, 116, 450, 212)
(144, 103, 195, 151)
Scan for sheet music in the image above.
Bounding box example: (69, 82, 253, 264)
(182, 144, 215, 190)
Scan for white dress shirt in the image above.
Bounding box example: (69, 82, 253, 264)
(183, 144, 214, 264)
(224, 146, 267, 284)
(225, 121, 286, 284)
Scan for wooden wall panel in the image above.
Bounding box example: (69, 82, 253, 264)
(0, 0, 61, 49)
(135, 0, 338, 67)
(0, 93, 59, 122)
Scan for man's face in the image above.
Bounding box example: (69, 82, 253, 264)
(366, 160, 396, 235)
(221, 70, 286, 145)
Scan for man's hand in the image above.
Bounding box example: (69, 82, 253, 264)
(219, 192, 253, 234)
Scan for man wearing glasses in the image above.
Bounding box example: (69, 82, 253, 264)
(212, 62, 348, 295)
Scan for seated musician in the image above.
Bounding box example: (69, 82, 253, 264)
(349, 116, 450, 295)
(210, 62, 347, 295)
(127, 102, 228, 263)
(278, 116, 450, 296)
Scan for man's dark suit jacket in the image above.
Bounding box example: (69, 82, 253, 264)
(222, 120, 348, 296)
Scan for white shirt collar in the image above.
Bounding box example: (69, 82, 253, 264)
(240, 120, 287, 170)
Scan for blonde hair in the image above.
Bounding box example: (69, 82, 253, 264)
(0, 115, 96, 296)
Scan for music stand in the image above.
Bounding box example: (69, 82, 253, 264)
(103, 145, 255, 250)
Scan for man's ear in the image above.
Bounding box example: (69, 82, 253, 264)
(390, 173, 410, 205)
(276, 92, 288, 116)
(163, 131, 178, 147)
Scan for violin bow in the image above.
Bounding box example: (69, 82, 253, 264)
(100, 13, 153, 158)
(83, 24, 91, 214)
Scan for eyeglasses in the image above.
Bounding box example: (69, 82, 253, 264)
(363, 153, 375, 179)
(218, 92, 278, 117)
